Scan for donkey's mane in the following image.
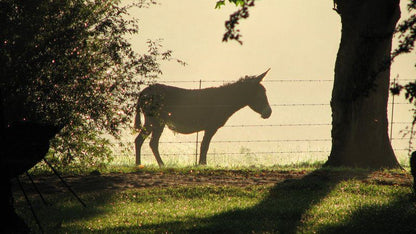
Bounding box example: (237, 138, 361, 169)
(220, 75, 258, 88)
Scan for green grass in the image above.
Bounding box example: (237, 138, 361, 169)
(14, 166, 416, 233)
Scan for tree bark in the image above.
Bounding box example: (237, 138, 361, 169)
(325, 0, 401, 168)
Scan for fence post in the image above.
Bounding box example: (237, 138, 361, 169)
(195, 79, 202, 165)
(390, 76, 396, 141)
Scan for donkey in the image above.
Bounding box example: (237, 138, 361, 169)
(134, 69, 272, 166)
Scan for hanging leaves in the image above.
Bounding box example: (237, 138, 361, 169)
(215, 0, 256, 44)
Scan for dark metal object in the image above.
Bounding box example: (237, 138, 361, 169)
(25, 172, 49, 206)
(16, 176, 44, 234)
(43, 159, 87, 208)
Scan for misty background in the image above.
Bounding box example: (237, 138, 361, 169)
(116, 0, 416, 166)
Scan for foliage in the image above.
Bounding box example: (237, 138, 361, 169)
(390, 0, 416, 151)
(215, 0, 255, 44)
(0, 0, 175, 169)
(393, 1, 416, 58)
(391, 1, 416, 98)
(215, 0, 246, 9)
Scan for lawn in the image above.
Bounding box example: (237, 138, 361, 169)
(13, 166, 416, 233)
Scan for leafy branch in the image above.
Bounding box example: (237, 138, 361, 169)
(215, 0, 256, 44)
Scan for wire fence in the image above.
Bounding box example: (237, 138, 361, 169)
(136, 78, 415, 165)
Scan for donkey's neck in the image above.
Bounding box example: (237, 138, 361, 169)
(213, 83, 253, 113)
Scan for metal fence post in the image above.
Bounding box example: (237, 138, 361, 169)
(145, 78, 409, 162)
(390, 76, 396, 141)
(195, 79, 202, 165)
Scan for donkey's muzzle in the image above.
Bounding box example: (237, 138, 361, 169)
(261, 107, 272, 119)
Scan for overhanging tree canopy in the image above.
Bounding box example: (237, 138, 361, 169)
(0, 0, 173, 168)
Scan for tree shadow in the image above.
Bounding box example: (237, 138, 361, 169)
(13, 188, 114, 233)
(181, 168, 371, 233)
(100, 167, 369, 233)
(318, 194, 416, 233)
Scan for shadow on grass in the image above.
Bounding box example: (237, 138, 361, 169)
(99, 168, 373, 233)
(180, 168, 370, 233)
(318, 194, 416, 233)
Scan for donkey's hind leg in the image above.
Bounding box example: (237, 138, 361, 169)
(135, 122, 152, 165)
(149, 123, 165, 167)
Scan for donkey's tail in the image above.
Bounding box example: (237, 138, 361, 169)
(134, 100, 142, 130)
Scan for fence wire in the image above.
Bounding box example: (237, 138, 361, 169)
(138, 79, 415, 161)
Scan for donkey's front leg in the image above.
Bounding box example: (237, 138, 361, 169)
(199, 128, 218, 165)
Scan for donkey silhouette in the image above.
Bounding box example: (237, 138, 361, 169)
(134, 69, 272, 166)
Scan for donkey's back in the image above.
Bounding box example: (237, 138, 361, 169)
(137, 84, 241, 134)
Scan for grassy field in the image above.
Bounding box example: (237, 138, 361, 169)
(109, 138, 412, 168)
(13, 164, 416, 233)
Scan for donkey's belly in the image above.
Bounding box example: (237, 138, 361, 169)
(165, 121, 204, 134)
(163, 107, 210, 134)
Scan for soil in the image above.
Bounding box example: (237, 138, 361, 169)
(12, 168, 413, 196)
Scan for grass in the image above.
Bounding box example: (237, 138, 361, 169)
(14, 165, 416, 233)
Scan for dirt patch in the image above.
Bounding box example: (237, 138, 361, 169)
(12, 169, 413, 196)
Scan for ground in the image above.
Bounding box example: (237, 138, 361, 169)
(12, 168, 413, 196)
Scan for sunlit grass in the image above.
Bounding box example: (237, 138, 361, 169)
(16, 186, 269, 233)
(110, 148, 328, 169)
(111, 127, 412, 169)
(298, 180, 412, 233)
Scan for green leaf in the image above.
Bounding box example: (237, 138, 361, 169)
(234, 0, 245, 7)
(215, 1, 225, 9)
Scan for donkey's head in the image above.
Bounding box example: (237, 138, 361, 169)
(247, 69, 272, 119)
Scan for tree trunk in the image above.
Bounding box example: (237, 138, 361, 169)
(325, 0, 401, 168)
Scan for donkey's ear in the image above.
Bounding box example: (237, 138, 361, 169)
(256, 68, 271, 82)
